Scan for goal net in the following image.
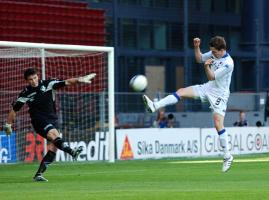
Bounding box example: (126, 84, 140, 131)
(0, 41, 115, 164)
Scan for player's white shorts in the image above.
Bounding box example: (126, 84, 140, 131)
(192, 84, 228, 116)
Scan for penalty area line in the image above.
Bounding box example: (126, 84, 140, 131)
(169, 157, 269, 164)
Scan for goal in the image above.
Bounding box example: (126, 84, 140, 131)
(0, 41, 115, 163)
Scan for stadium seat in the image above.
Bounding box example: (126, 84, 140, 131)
(0, 0, 106, 45)
(7, 0, 88, 8)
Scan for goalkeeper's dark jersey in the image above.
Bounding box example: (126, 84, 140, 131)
(12, 79, 66, 120)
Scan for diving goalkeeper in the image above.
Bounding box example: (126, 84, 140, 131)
(3, 68, 96, 182)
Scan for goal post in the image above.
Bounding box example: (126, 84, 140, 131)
(0, 41, 115, 163)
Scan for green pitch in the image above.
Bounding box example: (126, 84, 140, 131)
(1, 154, 269, 200)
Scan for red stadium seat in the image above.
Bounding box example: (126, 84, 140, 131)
(0, 0, 106, 45)
(7, 0, 88, 8)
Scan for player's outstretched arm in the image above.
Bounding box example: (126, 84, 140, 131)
(65, 73, 97, 85)
(193, 38, 202, 63)
(204, 59, 215, 81)
(3, 109, 16, 135)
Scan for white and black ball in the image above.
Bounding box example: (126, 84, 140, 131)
(129, 75, 148, 92)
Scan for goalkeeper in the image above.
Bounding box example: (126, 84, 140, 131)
(3, 68, 96, 182)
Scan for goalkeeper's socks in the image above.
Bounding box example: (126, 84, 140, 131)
(155, 92, 180, 109)
(218, 129, 231, 159)
(53, 137, 73, 155)
(35, 150, 56, 176)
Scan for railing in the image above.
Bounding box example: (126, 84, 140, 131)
(115, 92, 267, 128)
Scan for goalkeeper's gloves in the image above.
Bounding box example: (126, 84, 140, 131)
(78, 73, 96, 84)
(3, 123, 12, 136)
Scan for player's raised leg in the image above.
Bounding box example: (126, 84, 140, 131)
(142, 86, 196, 113)
(213, 113, 233, 172)
(47, 129, 83, 160)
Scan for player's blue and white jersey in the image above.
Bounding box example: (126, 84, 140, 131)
(201, 51, 234, 99)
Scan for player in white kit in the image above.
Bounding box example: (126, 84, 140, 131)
(143, 36, 234, 172)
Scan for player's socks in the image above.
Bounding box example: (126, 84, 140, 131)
(218, 129, 231, 158)
(34, 150, 56, 177)
(53, 137, 73, 155)
(218, 129, 233, 172)
(155, 92, 180, 110)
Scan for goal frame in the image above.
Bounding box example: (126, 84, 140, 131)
(0, 41, 115, 163)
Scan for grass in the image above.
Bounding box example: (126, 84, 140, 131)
(0, 154, 269, 200)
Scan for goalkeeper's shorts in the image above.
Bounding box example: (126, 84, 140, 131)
(31, 117, 59, 139)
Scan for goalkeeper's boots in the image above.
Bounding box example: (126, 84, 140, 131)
(222, 155, 233, 172)
(72, 146, 83, 161)
(142, 95, 156, 113)
(33, 174, 48, 182)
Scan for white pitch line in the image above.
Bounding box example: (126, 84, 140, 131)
(169, 157, 269, 164)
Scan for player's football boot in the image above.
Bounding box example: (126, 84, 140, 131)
(142, 95, 156, 113)
(222, 155, 233, 172)
(72, 146, 83, 161)
(33, 175, 48, 182)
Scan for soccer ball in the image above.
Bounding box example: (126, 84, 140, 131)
(129, 75, 148, 92)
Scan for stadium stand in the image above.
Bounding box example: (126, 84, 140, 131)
(0, 0, 106, 46)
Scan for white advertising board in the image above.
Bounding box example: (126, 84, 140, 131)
(116, 128, 200, 160)
(56, 132, 108, 161)
(201, 127, 269, 156)
(54, 127, 269, 162)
